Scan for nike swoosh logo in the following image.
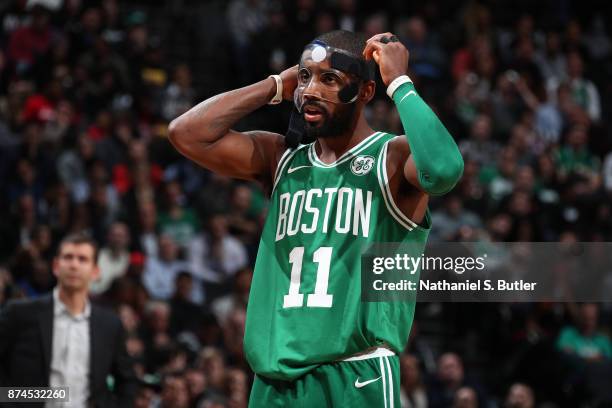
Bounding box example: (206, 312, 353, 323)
(354, 376, 382, 388)
(287, 165, 312, 174)
(398, 90, 417, 103)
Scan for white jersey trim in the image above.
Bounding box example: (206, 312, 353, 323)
(308, 131, 385, 168)
(376, 140, 419, 231)
(342, 346, 395, 361)
(272, 144, 309, 193)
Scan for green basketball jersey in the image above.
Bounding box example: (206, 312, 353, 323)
(244, 131, 431, 381)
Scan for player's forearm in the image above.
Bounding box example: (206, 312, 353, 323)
(168, 78, 276, 145)
(393, 82, 464, 195)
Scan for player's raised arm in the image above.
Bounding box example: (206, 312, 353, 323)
(364, 33, 464, 196)
(168, 65, 298, 184)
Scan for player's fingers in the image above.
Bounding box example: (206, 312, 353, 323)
(366, 32, 394, 43)
(363, 41, 384, 60)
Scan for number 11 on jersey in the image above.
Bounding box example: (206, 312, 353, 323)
(283, 247, 334, 308)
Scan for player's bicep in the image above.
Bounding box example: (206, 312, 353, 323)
(171, 129, 285, 182)
(387, 136, 425, 192)
(402, 155, 422, 190)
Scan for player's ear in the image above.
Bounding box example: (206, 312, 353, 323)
(360, 80, 376, 103)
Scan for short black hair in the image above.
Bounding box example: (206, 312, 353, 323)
(58, 232, 99, 261)
(315, 30, 367, 60)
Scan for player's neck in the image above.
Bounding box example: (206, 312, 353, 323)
(315, 114, 373, 163)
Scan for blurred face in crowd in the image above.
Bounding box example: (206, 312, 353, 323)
(118, 303, 139, 333)
(567, 125, 587, 148)
(175, 273, 193, 300)
(498, 147, 517, 177)
(139, 201, 157, 231)
(165, 181, 183, 208)
(209, 214, 228, 240)
(505, 383, 534, 408)
(406, 16, 427, 44)
(567, 51, 583, 78)
(400, 354, 421, 388)
(231, 185, 252, 213)
(446, 195, 463, 217)
(579, 303, 599, 335)
(438, 353, 464, 388)
(234, 268, 253, 302)
(470, 115, 491, 142)
(108, 222, 130, 252)
(159, 235, 178, 262)
(225, 368, 248, 398)
(133, 386, 156, 408)
(185, 368, 207, 400)
(31, 8, 50, 31)
(453, 387, 478, 408)
(53, 242, 99, 293)
(199, 348, 226, 389)
(160, 376, 189, 408)
(514, 166, 535, 192)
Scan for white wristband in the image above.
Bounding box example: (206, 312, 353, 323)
(268, 75, 283, 105)
(386, 75, 413, 99)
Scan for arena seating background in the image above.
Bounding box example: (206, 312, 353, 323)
(1, 0, 612, 407)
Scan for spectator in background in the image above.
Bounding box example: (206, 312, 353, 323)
(142, 234, 188, 301)
(158, 181, 199, 251)
(196, 347, 227, 397)
(226, 184, 260, 248)
(226, 0, 269, 84)
(479, 147, 517, 203)
(564, 51, 601, 123)
(161, 63, 195, 122)
(431, 193, 482, 242)
(534, 29, 567, 83)
(557, 303, 612, 361)
(211, 267, 252, 326)
(169, 271, 203, 335)
(0, 233, 137, 406)
(554, 124, 600, 183)
(141, 300, 172, 371)
(603, 151, 612, 194)
(504, 383, 535, 408)
(188, 214, 248, 301)
(7, 4, 54, 77)
(157, 373, 190, 408)
(428, 353, 489, 408)
(56, 133, 97, 203)
(135, 200, 159, 258)
(548, 51, 601, 125)
(224, 367, 249, 408)
(185, 366, 208, 407)
(459, 114, 499, 167)
(91, 221, 130, 295)
(398, 16, 446, 84)
(453, 387, 479, 408)
(400, 354, 428, 408)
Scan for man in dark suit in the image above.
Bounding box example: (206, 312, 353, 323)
(0, 233, 137, 407)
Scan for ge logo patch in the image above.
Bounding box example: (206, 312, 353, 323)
(350, 156, 375, 176)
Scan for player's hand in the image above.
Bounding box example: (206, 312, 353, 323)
(279, 64, 299, 101)
(363, 33, 409, 86)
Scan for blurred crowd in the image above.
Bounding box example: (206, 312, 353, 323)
(1, 0, 612, 407)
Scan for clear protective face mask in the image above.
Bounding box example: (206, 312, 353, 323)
(293, 40, 372, 113)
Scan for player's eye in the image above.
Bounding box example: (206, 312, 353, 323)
(298, 69, 311, 83)
(321, 72, 342, 85)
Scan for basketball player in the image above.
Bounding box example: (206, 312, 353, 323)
(169, 30, 463, 407)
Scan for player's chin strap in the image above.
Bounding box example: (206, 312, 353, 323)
(286, 106, 307, 149)
(285, 40, 375, 148)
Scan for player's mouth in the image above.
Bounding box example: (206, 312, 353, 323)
(303, 104, 326, 122)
